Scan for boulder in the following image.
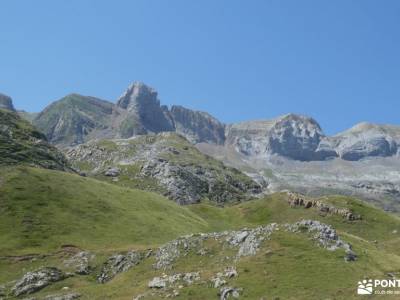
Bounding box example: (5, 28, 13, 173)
(97, 251, 143, 283)
(12, 267, 66, 296)
(63, 251, 95, 275)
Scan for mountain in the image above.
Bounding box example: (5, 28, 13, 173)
(199, 115, 400, 212)
(33, 94, 115, 147)
(0, 93, 15, 111)
(169, 105, 225, 144)
(32, 82, 225, 148)
(31, 83, 400, 163)
(0, 108, 69, 170)
(66, 133, 261, 205)
(226, 114, 337, 161)
(20, 82, 400, 210)
(2, 84, 400, 300)
(115, 82, 174, 137)
(0, 166, 399, 299)
(333, 122, 399, 161)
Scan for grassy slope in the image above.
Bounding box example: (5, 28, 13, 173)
(0, 166, 208, 256)
(1, 167, 400, 299)
(0, 109, 68, 170)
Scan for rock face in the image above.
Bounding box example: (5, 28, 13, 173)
(334, 123, 398, 161)
(226, 114, 337, 161)
(33, 94, 114, 147)
(116, 82, 174, 137)
(169, 105, 225, 144)
(0, 93, 15, 111)
(11, 267, 66, 296)
(225, 115, 400, 162)
(266, 114, 337, 161)
(287, 192, 361, 221)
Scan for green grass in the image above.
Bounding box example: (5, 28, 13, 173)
(0, 166, 208, 256)
(1, 166, 400, 299)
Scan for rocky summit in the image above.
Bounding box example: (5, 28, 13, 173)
(0, 93, 15, 111)
(115, 82, 174, 137)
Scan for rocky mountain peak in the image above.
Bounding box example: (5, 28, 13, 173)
(266, 113, 335, 161)
(0, 93, 15, 111)
(117, 82, 159, 111)
(116, 82, 174, 137)
(170, 105, 226, 144)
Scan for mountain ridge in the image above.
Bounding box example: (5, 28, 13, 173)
(17, 82, 399, 162)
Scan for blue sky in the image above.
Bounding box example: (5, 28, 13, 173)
(1, 0, 399, 134)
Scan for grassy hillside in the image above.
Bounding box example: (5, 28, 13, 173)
(0, 166, 208, 256)
(0, 109, 69, 170)
(1, 166, 400, 299)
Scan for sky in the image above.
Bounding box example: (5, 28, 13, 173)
(0, 0, 399, 135)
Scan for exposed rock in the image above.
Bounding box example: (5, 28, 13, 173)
(148, 276, 168, 289)
(225, 119, 277, 157)
(224, 267, 238, 278)
(286, 220, 354, 256)
(148, 272, 200, 289)
(287, 192, 361, 221)
(154, 234, 203, 269)
(220, 287, 241, 299)
(67, 133, 261, 205)
(334, 123, 398, 161)
(12, 267, 66, 296)
(225, 114, 337, 161)
(155, 224, 278, 269)
(0, 93, 15, 111)
(211, 275, 227, 288)
(170, 105, 225, 144)
(44, 293, 81, 300)
(63, 251, 95, 275)
(211, 267, 237, 289)
(0, 285, 5, 298)
(104, 167, 120, 177)
(266, 114, 337, 161)
(182, 272, 200, 285)
(97, 251, 143, 283)
(344, 250, 358, 262)
(116, 82, 174, 137)
(33, 94, 114, 147)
